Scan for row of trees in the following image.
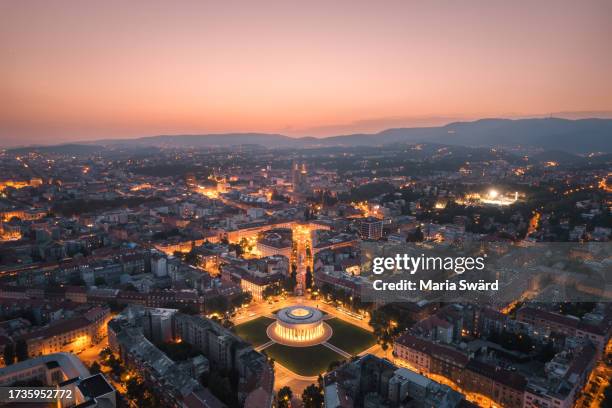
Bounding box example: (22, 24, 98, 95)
(205, 292, 253, 315)
(318, 283, 369, 314)
(369, 304, 416, 350)
(277, 383, 324, 408)
(3, 339, 28, 365)
(262, 269, 298, 299)
(126, 377, 159, 407)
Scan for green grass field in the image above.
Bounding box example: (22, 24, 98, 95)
(326, 318, 376, 356)
(264, 343, 345, 376)
(234, 314, 375, 376)
(234, 316, 274, 346)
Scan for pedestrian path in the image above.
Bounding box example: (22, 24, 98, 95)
(323, 342, 351, 359)
(256, 340, 275, 351)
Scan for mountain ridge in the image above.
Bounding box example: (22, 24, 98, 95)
(8, 118, 612, 153)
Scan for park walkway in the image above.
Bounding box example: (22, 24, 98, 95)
(255, 340, 275, 352)
(323, 342, 351, 359)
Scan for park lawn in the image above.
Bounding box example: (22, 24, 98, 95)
(264, 344, 345, 377)
(234, 316, 274, 346)
(326, 318, 376, 356)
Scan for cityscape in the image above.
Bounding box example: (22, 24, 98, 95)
(1, 2, 611, 408)
(0, 138, 610, 408)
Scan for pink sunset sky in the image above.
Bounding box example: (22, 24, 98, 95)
(1, 0, 611, 146)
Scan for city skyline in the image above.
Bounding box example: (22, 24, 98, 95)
(2, 0, 612, 146)
(1, 2, 611, 407)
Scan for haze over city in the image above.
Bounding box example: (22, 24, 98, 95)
(1, 0, 612, 146)
(1, 2, 612, 407)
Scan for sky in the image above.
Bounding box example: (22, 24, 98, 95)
(1, 0, 611, 147)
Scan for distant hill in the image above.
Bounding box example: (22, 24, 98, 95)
(90, 133, 302, 148)
(13, 118, 612, 153)
(326, 118, 612, 152)
(8, 143, 105, 155)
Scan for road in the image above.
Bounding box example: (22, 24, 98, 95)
(273, 361, 317, 397)
(77, 335, 109, 366)
(575, 338, 611, 408)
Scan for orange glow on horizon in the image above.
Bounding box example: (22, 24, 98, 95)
(1, 1, 611, 146)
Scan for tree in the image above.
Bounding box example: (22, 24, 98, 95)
(407, 226, 424, 242)
(108, 354, 124, 376)
(304, 208, 312, 220)
(263, 283, 281, 300)
(222, 318, 234, 329)
(94, 277, 106, 286)
(206, 296, 229, 315)
(15, 339, 28, 362)
(283, 269, 298, 292)
(126, 377, 145, 401)
(271, 190, 289, 203)
(90, 361, 101, 374)
(231, 292, 252, 309)
(277, 386, 293, 408)
(601, 383, 612, 408)
(369, 308, 394, 350)
(3, 342, 15, 366)
(99, 347, 112, 361)
(305, 266, 313, 289)
(238, 238, 249, 255)
(302, 384, 324, 408)
(184, 248, 198, 265)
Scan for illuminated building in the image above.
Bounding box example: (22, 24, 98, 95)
(225, 220, 295, 243)
(0, 352, 90, 385)
(185, 173, 197, 187)
(0, 222, 22, 241)
(153, 237, 212, 255)
(221, 262, 285, 301)
(479, 190, 518, 206)
(457, 190, 520, 207)
(256, 228, 292, 258)
(0, 178, 42, 192)
(0, 208, 47, 222)
(324, 355, 468, 408)
(109, 308, 274, 405)
(291, 161, 310, 195)
(270, 306, 330, 345)
(359, 217, 383, 240)
(18, 307, 110, 357)
(0, 353, 116, 408)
